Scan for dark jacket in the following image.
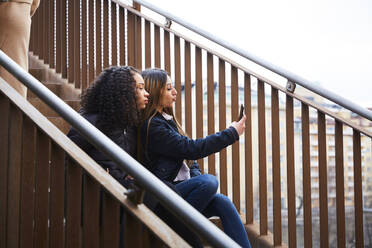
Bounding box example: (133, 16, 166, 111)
(67, 112, 203, 247)
(67, 113, 136, 182)
(140, 112, 239, 182)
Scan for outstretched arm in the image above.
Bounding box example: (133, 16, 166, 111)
(145, 115, 246, 160)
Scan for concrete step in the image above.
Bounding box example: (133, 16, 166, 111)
(29, 68, 49, 82)
(28, 54, 81, 100)
(27, 83, 61, 99)
(29, 98, 80, 117)
(48, 117, 71, 134)
(27, 81, 80, 101)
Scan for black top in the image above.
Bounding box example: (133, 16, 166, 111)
(140, 112, 239, 182)
(67, 113, 135, 182)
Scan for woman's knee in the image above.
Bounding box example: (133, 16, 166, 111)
(213, 194, 236, 210)
(198, 174, 218, 193)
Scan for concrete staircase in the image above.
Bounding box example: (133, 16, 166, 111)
(28, 53, 81, 133)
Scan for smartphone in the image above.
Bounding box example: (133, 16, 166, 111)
(238, 104, 245, 120)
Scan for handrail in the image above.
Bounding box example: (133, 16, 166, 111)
(0, 50, 240, 248)
(0, 77, 191, 248)
(131, 0, 372, 122)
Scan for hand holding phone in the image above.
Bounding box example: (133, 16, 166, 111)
(238, 104, 245, 120)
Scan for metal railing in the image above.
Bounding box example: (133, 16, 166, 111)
(0, 49, 240, 247)
(132, 0, 372, 122)
(27, 0, 372, 247)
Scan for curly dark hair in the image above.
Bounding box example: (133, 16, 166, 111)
(80, 66, 140, 134)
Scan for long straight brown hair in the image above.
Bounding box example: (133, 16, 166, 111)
(141, 68, 186, 136)
(141, 68, 191, 165)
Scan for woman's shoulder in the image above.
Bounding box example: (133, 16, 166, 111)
(81, 112, 99, 124)
(141, 113, 174, 136)
(141, 113, 165, 127)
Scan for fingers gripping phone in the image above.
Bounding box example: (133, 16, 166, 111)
(238, 104, 245, 120)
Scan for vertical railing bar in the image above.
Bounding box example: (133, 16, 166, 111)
(74, 0, 81, 88)
(231, 66, 240, 210)
(34, 130, 50, 248)
(49, 142, 65, 248)
(68, 0, 75, 83)
(111, 2, 118, 66)
(49, 0, 55, 68)
(257, 79, 267, 235)
(207, 52, 215, 175)
(37, 1, 42, 56)
(286, 95, 296, 247)
(318, 111, 329, 247)
(335, 120, 345, 248)
(301, 103, 312, 248)
(119, 6, 126, 66)
(147, 231, 164, 248)
(135, 15, 142, 69)
(271, 87, 282, 246)
(174, 36, 182, 123)
(83, 175, 100, 248)
(0, 95, 10, 248)
(65, 159, 82, 248)
(61, 0, 67, 78)
(124, 213, 143, 247)
(101, 191, 120, 248)
(144, 20, 151, 68)
(127, 11, 135, 67)
(195, 47, 204, 172)
(353, 130, 364, 248)
(51, 0, 56, 68)
(164, 30, 171, 75)
(55, 0, 62, 73)
(184, 41, 192, 135)
(88, 0, 95, 85)
(19, 117, 36, 248)
(44, 0, 50, 64)
(244, 73, 253, 224)
(82, 0, 88, 90)
(39, 1, 45, 60)
(154, 25, 161, 68)
(6, 105, 23, 248)
(218, 59, 227, 195)
(95, 0, 102, 75)
(103, 0, 109, 69)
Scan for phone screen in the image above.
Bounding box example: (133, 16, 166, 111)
(239, 104, 244, 120)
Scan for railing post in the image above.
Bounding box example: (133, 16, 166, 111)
(34, 130, 50, 248)
(19, 117, 36, 248)
(7, 105, 23, 248)
(0, 95, 10, 248)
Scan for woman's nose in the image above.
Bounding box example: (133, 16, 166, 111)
(172, 88, 177, 95)
(144, 89, 149, 97)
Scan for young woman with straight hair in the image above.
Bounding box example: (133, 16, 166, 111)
(140, 68, 251, 248)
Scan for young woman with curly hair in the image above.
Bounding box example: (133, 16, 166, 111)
(67, 66, 203, 248)
(68, 66, 148, 182)
(140, 68, 251, 248)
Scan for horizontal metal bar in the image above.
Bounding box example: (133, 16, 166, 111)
(131, 0, 372, 121)
(0, 50, 239, 248)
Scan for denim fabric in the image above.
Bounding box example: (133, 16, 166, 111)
(175, 174, 251, 248)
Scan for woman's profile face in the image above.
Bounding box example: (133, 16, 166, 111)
(133, 72, 149, 110)
(160, 76, 177, 109)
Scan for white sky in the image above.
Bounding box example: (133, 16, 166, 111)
(148, 0, 372, 107)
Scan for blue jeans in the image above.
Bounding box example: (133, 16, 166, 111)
(175, 174, 252, 248)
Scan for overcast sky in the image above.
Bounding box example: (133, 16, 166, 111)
(149, 0, 372, 107)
